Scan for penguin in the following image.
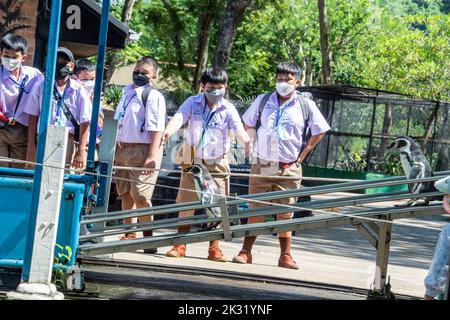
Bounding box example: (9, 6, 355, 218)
(388, 136, 434, 206)
(188, 164, 222, 230)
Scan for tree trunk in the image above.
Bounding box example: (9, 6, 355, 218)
(318, 0, 332, 84)
(192, 1, 218, 92)
(422, 105, 439, 150)
(378, 103, 392, 162)
(436, 106, 449, 171)
(161, 0, 186, 73)
(104, 0, 137, 83)
(121, 0, 136, 25)
(305, 52, 313, 86)
(213, 0, 252, 69)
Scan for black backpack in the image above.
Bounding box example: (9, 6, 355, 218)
(141, 86, 169, 155)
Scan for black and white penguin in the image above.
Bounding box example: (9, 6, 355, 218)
(189, 164, 222, 230)
(388, 136, 433, 206)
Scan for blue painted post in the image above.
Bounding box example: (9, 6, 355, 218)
(22, 0, 62, 283)
(87, 0, 111, 172)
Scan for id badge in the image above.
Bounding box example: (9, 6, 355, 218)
(117, 123, 123, 136)
(114, 111, 123, 121)
(276, 125, 285, 141)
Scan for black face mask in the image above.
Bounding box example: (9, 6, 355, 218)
(133, 71, 150, 87)
(55, 63, 72, 80)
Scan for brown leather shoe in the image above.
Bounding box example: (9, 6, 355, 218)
(232, 249, 252, 264)
(166, 244, 186, 258)
(278, 253, 299, 269)
(207, 246, 227, 262)
(119, 233, 136, 240)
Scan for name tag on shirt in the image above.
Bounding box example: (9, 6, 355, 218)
(114, 111, 123, 121)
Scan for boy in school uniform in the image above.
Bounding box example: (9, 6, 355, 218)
(24, 47, 92, 169)
(114, 56, 166, 253)
(0, 34, 43, 168)
(73, 58, 103, 147)
(161, 67, 250, 262)
(232, 62, 330, 269)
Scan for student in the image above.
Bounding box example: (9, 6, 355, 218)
(0, 34, 43, 168)
(73, 58, 103, 146)
(232, 62, 331, 269)
(24, 47, 92, 169)
(114, 56, 166, 253)
(162, 67, 250, 262)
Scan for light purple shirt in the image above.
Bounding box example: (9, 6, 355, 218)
(176, 94, 244, 160)
(242, 91, 331, 163)
(23, 78, 92, 135)
(114, 84, 166, 144)
(0, 65, 43, 126)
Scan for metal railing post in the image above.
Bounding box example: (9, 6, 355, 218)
(22, 0, 62, 284)
(219, 198, 232, 241)
(87, 0, 111, 172)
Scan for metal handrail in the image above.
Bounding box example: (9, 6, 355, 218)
(81, 172, 449, 224)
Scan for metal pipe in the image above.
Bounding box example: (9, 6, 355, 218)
(81, 189, 442, 232)
(22, 0, 63, 283)
(78, 205, 445, 256)
(82, 173, 449, 223)
(87, 0, 111, 172)
(81, 182, 443, 224)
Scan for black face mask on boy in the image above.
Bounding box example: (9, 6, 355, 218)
(133, 71, 150, 87)
(55, 63, 73, 80)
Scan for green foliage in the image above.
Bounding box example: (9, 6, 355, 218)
(54, 244, 73, 265)
(104, 0, 450, 174)
(104, 85, 124, 109)
(53, 244, 73, 290)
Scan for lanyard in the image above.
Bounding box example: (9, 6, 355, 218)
(53, 84, 70, 120)
(198, 96, 218, 147)
(12, 75, 29, 120)
(2, 66, 28, 119)
(119, 91, 137, 121)
(275, 95, 295, 128)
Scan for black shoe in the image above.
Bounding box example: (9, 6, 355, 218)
(143, 248, 158, 254)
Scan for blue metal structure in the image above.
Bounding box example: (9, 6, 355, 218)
(0, 169, 85, 270)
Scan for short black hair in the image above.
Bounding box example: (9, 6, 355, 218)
(74, 58, 95, 75)
(136, 56, 159, 73)
(276, 61, 301, 80)
(200, 67, 228, 85)
(1, 33, 28, 54)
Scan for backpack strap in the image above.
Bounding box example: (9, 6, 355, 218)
(140, 86, 153, 132)
(296, 92, 313, 159)
(254, 93, 271, 131)
(53, 87, 80, 142)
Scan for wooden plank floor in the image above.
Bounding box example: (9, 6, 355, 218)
(101, 193, 448, 298)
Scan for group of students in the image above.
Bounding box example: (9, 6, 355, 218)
(2, 33, 448, 295)
(0, 34, 101, 170)
(113, 56, 331, 269)
(0, 33, 332, 270)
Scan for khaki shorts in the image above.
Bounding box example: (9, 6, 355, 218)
(176, 156, 230, 204)
(248, 160, 302, 237)
(114, 143, 163, 202)
(0, 122, 28, 168)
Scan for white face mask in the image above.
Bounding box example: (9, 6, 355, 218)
(2, 57, 21, 72)
(80, 80, 95, 89)
(276, 81, 296, 97)
(80, 80, 95, 94)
